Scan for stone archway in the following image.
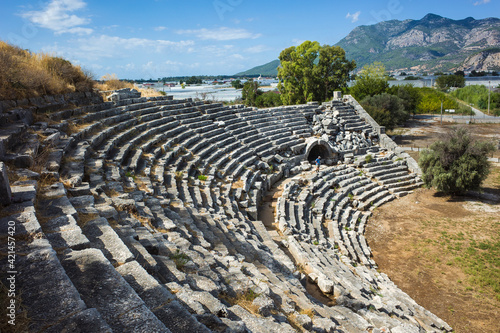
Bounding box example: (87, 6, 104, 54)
(305, 139, 335, 163)
(307, 144, 329, 163)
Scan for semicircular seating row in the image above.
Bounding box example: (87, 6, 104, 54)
(1, 94, 448, 333)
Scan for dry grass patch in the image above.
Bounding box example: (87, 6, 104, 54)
(134, 178, 152, 193)
(6, 169, 29, 184)
(0, 40, 93, 100)
(231, 179, 244, 189)
(60, 177, 75, 189)
(66, 121, 92, 136)
(95, 73, 164, 98)
(30, 144, 53, 174)
(76, 213, 99, 228)
(298, 308, 315, 319)
(220, 289, 261, 316)
(38, 173, 59, 188)
(105, 189, 122, 197)
(0, 281, 30, 333)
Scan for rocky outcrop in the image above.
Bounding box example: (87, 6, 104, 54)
(460, 50, 500, 72)
(336, 13, 500, 71)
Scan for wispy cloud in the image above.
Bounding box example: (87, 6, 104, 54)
(176, 27, 261, 41)
(45, 35, 194, 61)
(21, 0, 93, 35)
(473, 0, 490, 5)
(244, 45, 269, 54)
(154, 26, 167, 31)
(346, 11, 361, 23)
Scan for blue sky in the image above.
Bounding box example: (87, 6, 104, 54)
(1, 0, 498, 79)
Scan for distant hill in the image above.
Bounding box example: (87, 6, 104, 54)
(337, 13, 500, 72)
(237, 14, 500, 75)
(235, 59, 279, 76)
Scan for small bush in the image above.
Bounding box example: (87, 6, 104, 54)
(169, 249, 191, 270)
(419, 127, 496, 195)
(361, 93, 409, 130)
(198, 174, 208, 181)
(365, 154, 373, 164)
(174, 171, 184, 181)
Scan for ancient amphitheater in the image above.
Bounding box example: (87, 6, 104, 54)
(0, 88, 453, 332)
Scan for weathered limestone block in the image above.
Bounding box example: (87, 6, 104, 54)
(317, 277, 334, 294)
(252, 295, 276, 317)
(294, 313, 313, 330)
(13, 238, 88, 332)
(82, 217, 134, 264)
(45, 308, 112, 333)
(313, 317, 337, 333)
(10, 183, 36, 203)
(61, 248, 168, 332)
(117, 261, 211, 333)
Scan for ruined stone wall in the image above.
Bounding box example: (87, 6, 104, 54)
(0, 91, 104, 116)
(344, 94, 422, 175)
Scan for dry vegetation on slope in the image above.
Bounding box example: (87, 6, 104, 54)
(0, 41, 163, 102)
(95, 74, 164, 99)
(0, 41, 94, 100)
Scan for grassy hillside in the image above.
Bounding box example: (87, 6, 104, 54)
(0, 40, 94, 100)
(235, 59, 280, 76)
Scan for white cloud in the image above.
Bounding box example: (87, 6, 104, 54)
(474, 0, 490, 5)
(200, 44, 235, 57)
(244, 45, 269, 54)
(44, 35, 195, 61)
(79, 35, 194, 56)
(346, 11, 361, 23)
(176, 27, 261, 41)
(154, 26, 167, 31)
(21, 0, 93, 35)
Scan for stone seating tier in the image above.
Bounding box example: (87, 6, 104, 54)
(0, 94, 452, 333)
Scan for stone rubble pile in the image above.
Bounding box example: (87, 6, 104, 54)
(311, 101, 380, 162)
(0, 90, 450, 332)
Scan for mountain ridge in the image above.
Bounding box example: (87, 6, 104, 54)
(236, 14, 500, 76)
(336, 13, 500, 71)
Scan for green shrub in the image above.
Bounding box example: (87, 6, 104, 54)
(365, 154, 373, 164)
(419, 127, 496, 195)
(169, 249, 191, 270)
(416, 87, 458, 114)
(361, 93, 409, 130)
(198, 174, 208, 181)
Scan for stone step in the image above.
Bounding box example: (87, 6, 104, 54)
(0, 212, 111, 332)
(60, 248, 169, 332)
(117, 261, 211, 332)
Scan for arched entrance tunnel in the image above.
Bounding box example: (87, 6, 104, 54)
(307, 143, 331, 163)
